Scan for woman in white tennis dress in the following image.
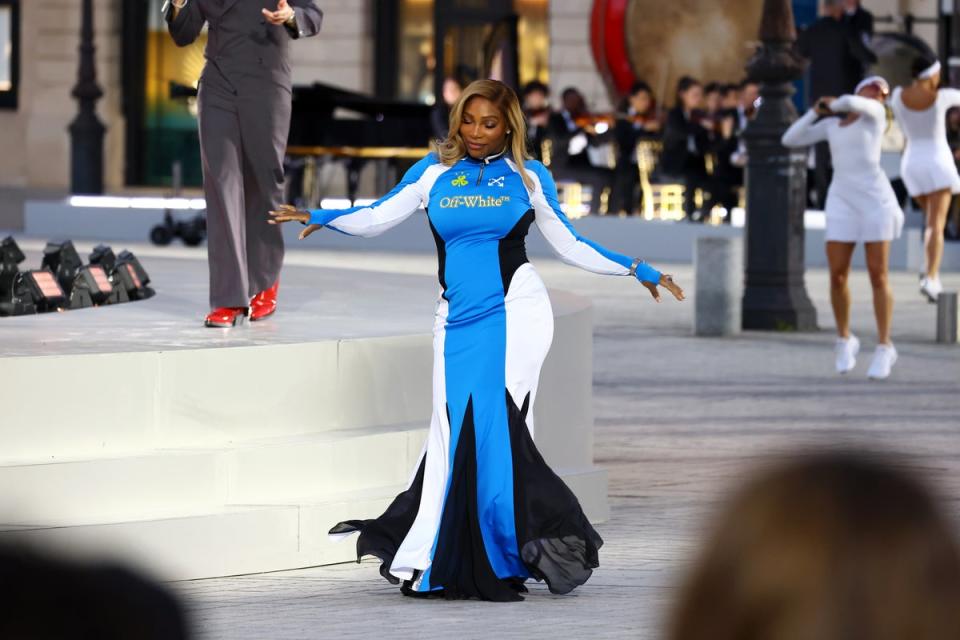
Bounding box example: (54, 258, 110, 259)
(782, 76, 903, 379)
(890, 56, 960, 302)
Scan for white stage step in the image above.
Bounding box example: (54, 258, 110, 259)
(0, 423, 428, 525)
(0, 257, 607, 580)
(0, 466, 606, 582)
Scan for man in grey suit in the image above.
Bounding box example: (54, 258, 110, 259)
(165, 0, 323, 327)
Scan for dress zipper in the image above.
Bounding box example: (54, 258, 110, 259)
(475, 148, 505, 186)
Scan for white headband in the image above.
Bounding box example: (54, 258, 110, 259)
(918, 60, 941, 80)
(854, 75, 890, 95)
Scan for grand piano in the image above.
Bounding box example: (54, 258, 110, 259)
(171, 81, 434, 206)
(286, 82, 434, 207)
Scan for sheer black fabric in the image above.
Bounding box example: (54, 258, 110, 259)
(327, 392, 603, 601)
(328, 455, 427, 585)
(507, 390, 603, 595)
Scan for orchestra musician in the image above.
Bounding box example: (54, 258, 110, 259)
(611, 81, 662, 216)
(522, 80, 552, 162)
(547, 87, 616, 215)
(660, 76, 713, 221)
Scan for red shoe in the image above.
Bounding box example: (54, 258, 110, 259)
(204, 307, 248, 328)
(250, 280, 279, 321)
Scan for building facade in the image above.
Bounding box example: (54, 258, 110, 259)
(0, 0, 948, 228)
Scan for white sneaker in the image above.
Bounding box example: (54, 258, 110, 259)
(867, 343, 898, 380)
(920, 276, 942, 303)
(834, 334, 860, 374)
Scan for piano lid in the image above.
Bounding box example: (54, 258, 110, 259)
(167, 81, 434, 148)
(168, 81, 431, 119)
(291, 82, 432, 120)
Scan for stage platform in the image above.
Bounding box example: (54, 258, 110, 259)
(0, 243, 607, 581)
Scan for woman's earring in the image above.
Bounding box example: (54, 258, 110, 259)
(507, 130, 512, 134)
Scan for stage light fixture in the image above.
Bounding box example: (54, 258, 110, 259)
(0, 236, 25, 291)
(89, 244, 117, 272)
(68, 264, 115, 309)
(88, 244, 129, 304)
(0, 236, 38, 316)
(114, 250, 155, 300)
(41, 240, 83, 295)
(22, 269, 66, 312)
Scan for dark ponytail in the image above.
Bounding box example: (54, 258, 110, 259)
(912, 54, 939, 79)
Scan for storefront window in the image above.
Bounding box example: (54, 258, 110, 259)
(142, 0, 205, 186)
(396, 0, 548, 104)
(398, 0, 435, 104)
(516, 0, 548, 87)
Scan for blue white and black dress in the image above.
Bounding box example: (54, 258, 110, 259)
(323, 150, 661, 601)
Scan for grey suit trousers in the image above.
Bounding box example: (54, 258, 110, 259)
(197, 70, 289, 309)
(165, 0, 323, 309)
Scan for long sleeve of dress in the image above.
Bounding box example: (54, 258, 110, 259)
(831, 94, 885, 122)
(939, 88, 960, 110)
(165, 0, 206, 47)
(526, 162, 661, 283)
(781, 109, 832, 147)
(285, 0, 323, 39)
(307, 154, 436, 237)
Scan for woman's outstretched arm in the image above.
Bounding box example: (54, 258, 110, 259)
(939, 87, 960, 110)
(830, 94, 886, 122)
(271, 154, 441, 238)
(525, 161, 683, 302)
(781, 108, 831, 147)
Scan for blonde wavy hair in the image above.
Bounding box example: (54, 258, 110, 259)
(435, 79, 535, 192)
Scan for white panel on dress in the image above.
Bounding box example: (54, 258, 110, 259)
(389, 294, 451, 581)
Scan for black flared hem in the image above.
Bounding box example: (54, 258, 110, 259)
(328, 390, 602, 602)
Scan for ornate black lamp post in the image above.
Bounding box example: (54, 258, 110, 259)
(741, 0, 817, 331)
(69, 0, 106, 194)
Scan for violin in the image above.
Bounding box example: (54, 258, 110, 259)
(573, 111, 662, 131)
(525, 106, 552, 118)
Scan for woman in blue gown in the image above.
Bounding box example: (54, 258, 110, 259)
(269, 80, 684, 601)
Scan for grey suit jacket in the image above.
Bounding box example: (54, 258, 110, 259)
(166, 0, 323, 93)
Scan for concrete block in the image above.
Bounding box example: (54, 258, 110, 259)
(535, 291, 594, 470)
(694, 236, 743, 336)
(936, 292, 958, 344)
(906, 228, 925, 274)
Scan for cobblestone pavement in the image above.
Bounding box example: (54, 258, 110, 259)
(176, 252, 960, 640)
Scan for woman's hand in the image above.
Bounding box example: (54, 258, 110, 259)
(268, 205, 323, 240)
(815, 97, 836, 116)
(298, 224, 323, 240)
(641, 273, 685, 303)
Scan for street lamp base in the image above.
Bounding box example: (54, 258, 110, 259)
(742, 283, 818, 331)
